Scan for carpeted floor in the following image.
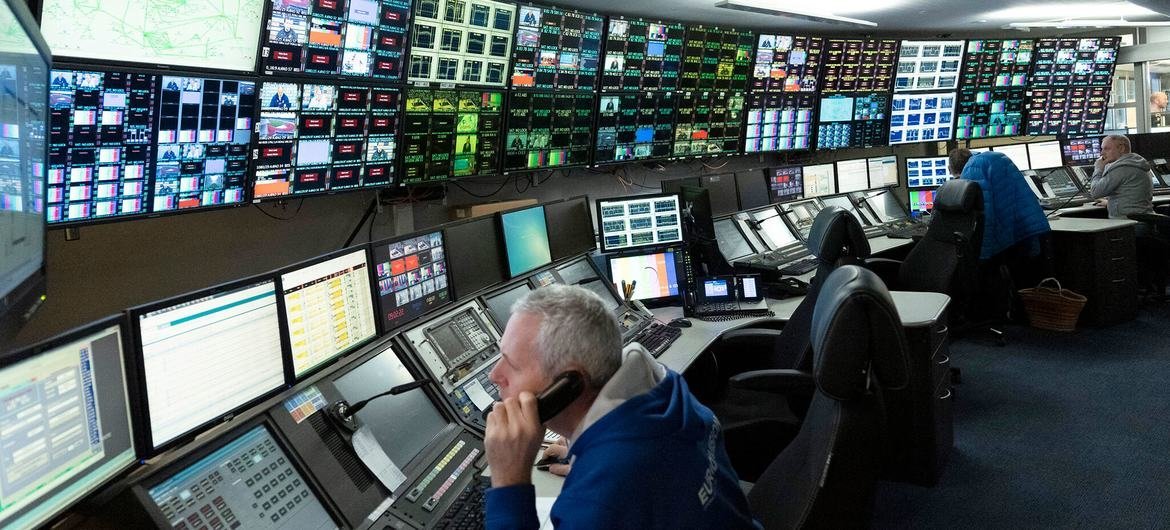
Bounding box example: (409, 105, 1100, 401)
(871, 303, 1170, 528)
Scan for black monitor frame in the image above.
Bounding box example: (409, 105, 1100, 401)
(544, 195, 596, 260)
(125, 273, 289, 457)
(369, 227, 456, 335)
(603, 244, 689, 307)
(443, 214, 508, 301)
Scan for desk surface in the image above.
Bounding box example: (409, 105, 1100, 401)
(1048, 216, 1138, 232)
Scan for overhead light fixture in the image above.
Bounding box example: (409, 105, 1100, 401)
(714, 0, 878, 27)
(1008, 18, 1170, 28)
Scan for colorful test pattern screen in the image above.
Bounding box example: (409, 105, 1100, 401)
(401, 88, 502, 183)
(600, 16, 685, 91)
(510, 5, 603, 90)
(260, 0, 413, 80)
(372, 230, 451, 331)
(504, 91, 594, 171)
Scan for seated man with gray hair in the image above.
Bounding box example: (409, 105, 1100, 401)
(483, 284, 758, 529)
(1089, 134, 1154, 219)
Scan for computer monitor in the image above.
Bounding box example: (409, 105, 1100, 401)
(278, 247, 378, 380)
(500, 205, 553, 277)
(0, 317, 135, 529)
(0, 0, 47, 343)
(131, 278, 286, 454)
(908, 189, 936, 217)
(660, 176, 702, 194)
(137, 419, 337, 529)
(735, 171, 770, 210)
(867, 155, 899, 188)
(802, 163, 836, 198)
(544, 196, 596, 260)
(768, 166, 804, 203)
(371, 230, 452, 332)
(1028, 140, 1064, 169)
(714, 218, 756, 263)
(511, 5, 604, 90)
(484, 282, 533, 332)
(835, 158, 870, 193)
(1128, 132, 1170, 160)
(751, 207, 800, 249)
(606, 248, 685, 304)
(556, 257, 621, 311)
(596, 193, 683, 253)
(864, 189, 911, 223)
(444, 216, 507, 300)
(600, 16, 685, 91)
(992, 143, 1031, 170)
(1060, 136, 1102, 165)
(905, 157, 953, 188)
(700, 173, 740, 216)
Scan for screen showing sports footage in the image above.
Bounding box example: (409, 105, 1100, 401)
(745, 92, 814, 152)
(1031, 37, 1120, 87)
(260, 0, 413, 80)
(600, 16, 685, 91)
(504, 91, 593, 171)
(408, 0, 515, 86)
(46, 69, 156, 224)
(820, 38, 899, 93)
(816, 92, 889, 149)
(889, 91, 955, 145)
(672, 90, 744, 158)
(153, 76, 254, 212)
(961, 39, 1034, 89)
(1025, 86, 1109, 136)
(954, 87, 1026, 139)
(751, 34, 823, 93)
(401, 88, 502, 183)
(679, 25, 753, 91)
(252, 81, 401, 198)
(894, 40, 964, 92)
(595, 91, 675, 164)
(510, 5, 603, 90)
(905, 156, 953, 188)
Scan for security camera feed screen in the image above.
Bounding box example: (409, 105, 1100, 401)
(1026, 86, 1110, 136)
(252, 81, 401, 198)
(408, 0, 516, 86)
(46, 69, 155, 224)
(260, 0, 414, 80)
(510, 5, 603, 90)
(816, 92, 889, 149)
(905, 156, 953, 188)
(153, 76, 254, 212)
(820, 38, 899, 93)
(1031, 37, 1120, 87)
(961, 39, 1034, 88)
(955, 87, 1026, 139)
(894, 40, 964, 92)
(751, 34, 823, 92)
(600, 16, 685, 91)
(745, 92, 814, 152)
(889, 91, 955, 144)
(678, 25, 753, 91)
(672, 90, 744, 158)
(504, 91, 594, 171)
(372, 230, 451, 331)
(595, 91, 676, 164)
(597, 194, 682, 252)
(401, 88, 502, 183)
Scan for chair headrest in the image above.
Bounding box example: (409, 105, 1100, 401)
(933, 179, 983, 213)
(810, 265, 910, 401)
(807, 206, 871, 264)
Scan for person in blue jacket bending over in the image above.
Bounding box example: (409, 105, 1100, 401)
(483, 285, 759, 529)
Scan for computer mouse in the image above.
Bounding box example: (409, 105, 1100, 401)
(668, 318, 692, 328)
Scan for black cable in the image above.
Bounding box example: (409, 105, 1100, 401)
(536, 170, 556, 185)
(450, 175, 511, 198)
(253, 199, 304, 221)
(514, 173, 532, 194)
(368, 205, 377, 243)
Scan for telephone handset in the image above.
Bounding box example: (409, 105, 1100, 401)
(480, 371, 585, 423)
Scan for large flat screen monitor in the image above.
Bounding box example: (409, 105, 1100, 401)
(888, 91, 956, 145)
(596, 193, 683, 253)
(0, 317, 135, 528)
(835, 158, 870, 193)
(867, 155, 899, 188)
(991, 143, 1031, 170)
(768, 166, 804, 203)
(278, 247, 378, 380)
(400, 88, 503, 184)
(607, 248, 684, 303)
(594, 91, 675, 164)
(511, 5, 603, 90)
(500, 204, 552, 277)
(371, 230, 452, 332)
(444, 216, 507, 299)
(407, 0, 515, 86)
(544, 196, 595, 260)
(504, 91, 595, 171)
(259, 0, 412, 80)
(1028, 140, 1064, 169)
(894, 40, 964, 93)
(131, 278, 286, 454)
(905, 156, 953, 188)
(600, 16, 685, 91)
(802, 163, 836, 198)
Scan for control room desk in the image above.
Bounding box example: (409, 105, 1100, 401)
(1047, 216, 1139, 326)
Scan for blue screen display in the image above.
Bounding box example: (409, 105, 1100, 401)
(501, 205, 552, 277)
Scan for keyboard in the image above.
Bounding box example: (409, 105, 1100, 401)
(886, 223, 929, 239)
(777, 257, 819, 276)
(434, 475, 490, 529)
(628, 321, 682, 358)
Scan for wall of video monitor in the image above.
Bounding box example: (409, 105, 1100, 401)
(956, 39, 1034, 140)
(510, 5, 603, 90)
(600, 16, 685, 91)
(595, 91, 675, 164)
(679, 25, 753, 91)
(1026, 37, 1119, 136)
(1026, 86, 1110, 137)
(252, 81, 400, 199)
(408, 0, 516, 86)
(889, 91, 955, 145)
(744, 93, 815, 153)
(817, 92, 890, 150)
(259, 0, 414, 80)
(401, 88, 503, 183)
(820, 38, 899, 93)
(672, 90, 744, 158)
(895, 40, 964, 92)
(504, 91, 594, 171)
(751, 34, 823, 93)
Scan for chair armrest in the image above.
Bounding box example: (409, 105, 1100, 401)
(863, 257, 904, 287)
(728, 369, 816, 394)
(718, 328, 785, 351)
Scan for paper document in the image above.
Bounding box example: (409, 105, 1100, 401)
(536, 497, 556, 530)
(464, 379, 495, 411)
(353, 425, 408, 492)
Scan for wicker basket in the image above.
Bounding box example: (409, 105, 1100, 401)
(1018, 278, 1088, 332)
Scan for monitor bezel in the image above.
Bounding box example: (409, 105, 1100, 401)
(543, 195, 597, 260)
(369, 226, 457, 335)
(594, 191, 685, 253)
(126, 273, 289, 457)
(497, 203, 553, 278)
(604, 244, 687, 307)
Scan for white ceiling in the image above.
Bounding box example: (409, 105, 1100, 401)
(549, 0, 1170, 38)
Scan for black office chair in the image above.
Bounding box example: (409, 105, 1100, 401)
(747, 265, 910, 530)
(1128, 211, 1170, 300)
(689, 207, 870, 480)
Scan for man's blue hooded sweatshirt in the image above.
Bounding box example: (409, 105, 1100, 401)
(485, 345, 759, 529)
(960, 151, 1051, 259)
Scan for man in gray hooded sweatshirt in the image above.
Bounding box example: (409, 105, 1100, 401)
(1088, 134, 1153, 219)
